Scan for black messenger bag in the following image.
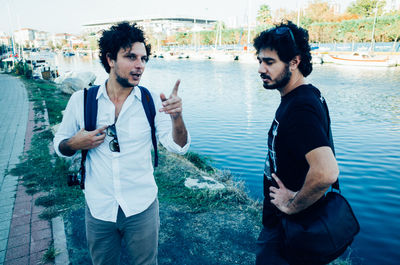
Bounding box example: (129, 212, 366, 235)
(281, 185, 360, 264)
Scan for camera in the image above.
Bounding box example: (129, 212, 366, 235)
(67, 172, 82, 186)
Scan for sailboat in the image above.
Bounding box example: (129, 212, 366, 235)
(210, 21, 235, 62)
(328, 53, 396, 67)
(328, 1, 396, 67)
(238, 0, 257, 63)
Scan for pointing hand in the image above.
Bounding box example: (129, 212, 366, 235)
(159, 79, 182, 119)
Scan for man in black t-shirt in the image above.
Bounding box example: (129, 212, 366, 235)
(253, 21, 339, 264)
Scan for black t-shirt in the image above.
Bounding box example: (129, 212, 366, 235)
(262, 84, 331, 227)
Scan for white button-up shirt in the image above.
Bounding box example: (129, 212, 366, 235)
(53, 81, 190, 222)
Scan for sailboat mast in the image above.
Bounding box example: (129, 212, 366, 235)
(247, 0, 251, 46)
(370, 0, 379, 52)
(297, 0, 301, 26)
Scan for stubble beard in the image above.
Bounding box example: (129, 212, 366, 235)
(115, 73, 136, 88)
(263, 64, 291, 90)
(114, 62, 139, 88)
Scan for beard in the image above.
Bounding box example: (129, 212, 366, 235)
(116, 73, 135, 88)
(262, 64, 291, 90)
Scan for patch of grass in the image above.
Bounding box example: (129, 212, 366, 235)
(35, 194, 57, 207)
(42, 242, 59, 262)
(155, 147, 260, 214)
(183, 151, 215, 173)
(25, 187, 37, 195)
(39, 207, 60, 220)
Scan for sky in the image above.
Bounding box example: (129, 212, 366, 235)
(0, 0, 354, 35)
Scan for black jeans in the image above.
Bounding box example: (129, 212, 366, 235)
(256, 225, 289, 265)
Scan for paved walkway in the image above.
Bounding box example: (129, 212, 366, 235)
(0, 74, 53, 265)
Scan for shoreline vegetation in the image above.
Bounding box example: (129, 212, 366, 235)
(7, 73, 352, 264)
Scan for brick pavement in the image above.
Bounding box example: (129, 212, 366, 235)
(0, 74, 54, 265)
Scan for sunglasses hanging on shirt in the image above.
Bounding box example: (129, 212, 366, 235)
(106, 124, 120, 152)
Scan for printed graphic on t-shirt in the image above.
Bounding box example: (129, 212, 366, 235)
(264, 119, 279, 181)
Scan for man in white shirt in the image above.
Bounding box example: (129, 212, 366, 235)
(53, 22, 190, 265)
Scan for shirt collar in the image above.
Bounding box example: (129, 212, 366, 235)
(97, 79, 142, 102)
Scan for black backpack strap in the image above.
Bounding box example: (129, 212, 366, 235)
(139, 86, 158, 167)
(80, 85, 100, 189)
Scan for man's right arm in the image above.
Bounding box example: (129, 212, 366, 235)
(59, 138, 77, 156)
(54, 91, 106, 157)
(57, 127, 108, 157)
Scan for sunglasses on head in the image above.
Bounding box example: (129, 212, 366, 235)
(269, 26, 297, 49)
(106, 124, 120, 152)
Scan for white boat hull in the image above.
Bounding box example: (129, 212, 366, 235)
(328, 55, 396, 67)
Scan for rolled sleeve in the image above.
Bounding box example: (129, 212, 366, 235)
(161, 131, 191, 155)
(53, 91, 83, 157)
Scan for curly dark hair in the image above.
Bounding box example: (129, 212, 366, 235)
(99, 22, 151, 73)
(253, 20, 312, 77)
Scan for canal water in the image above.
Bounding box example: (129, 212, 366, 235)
(56, 55, 400, 265)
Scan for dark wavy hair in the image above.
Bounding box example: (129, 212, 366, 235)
(253, 21, 312, 77)
(99, 22, 151, 73)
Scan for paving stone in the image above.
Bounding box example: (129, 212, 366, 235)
(30, 238, 50, 253)
(9, 215, 30, 227)
(0, 222, 10, 234)
(13, 202, 31, 213)
(0, 212, 12, 223)
(0, 186, 17, 194)
(5, 243, 29, 261)
(14, 195, 31, 204)
(0, 198, 15, 208)
(10, 207, 30, 219)
(29, 249, 45, 265)
(0, 239, 7, 252)
(31, 229, 51, 242)
(31, 213, 42, 223)
(0, 249, 5, 263)
(4, 255, 29, 265)
(0, 207, 13, 216)
(0, 230, 9, 241)
(8, 224, 29, 239)
(31, 220, 50, 232)
(6, 234, 29, 249)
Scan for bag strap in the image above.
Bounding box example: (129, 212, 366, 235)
(139, 86, 158, 167)
(80, 85, 100, 189)
(319, 94, 340, 191)
(79, 85, 158, 189)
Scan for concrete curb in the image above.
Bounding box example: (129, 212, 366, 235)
(52, 216, 70, 265)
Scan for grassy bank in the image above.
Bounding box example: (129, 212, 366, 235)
(9, 76, 263, 264)
(9, 75, 352, 264)
(10, 76, 261, 220)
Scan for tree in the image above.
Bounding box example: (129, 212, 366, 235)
(347, 0, 387, 18)
(257, 4, 272, 25)
(47, 40, 55, 50)
(304, 0, 336, 23)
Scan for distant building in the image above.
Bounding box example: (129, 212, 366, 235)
(0, 32, 10, 46)
(82, 16, 217, 36)
(53, 33, 73, 47)
(34, 31, 51, 48)
(13, 28, 35, 48)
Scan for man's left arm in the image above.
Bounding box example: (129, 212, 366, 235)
(159, 79, 188, 148)
(269, 146, 339, 215)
